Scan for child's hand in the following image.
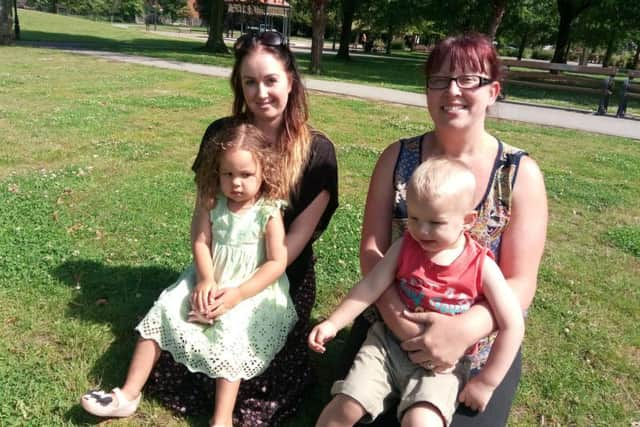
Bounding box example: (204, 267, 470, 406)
(187, 310, 213, 325)
(205, 287, 242, 320)
(308, 320, 338, 353)
(191, 279, 217, 314)
(458, 376, 495, 412)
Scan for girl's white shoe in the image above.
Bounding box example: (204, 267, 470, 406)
(81, 387, 140, 417)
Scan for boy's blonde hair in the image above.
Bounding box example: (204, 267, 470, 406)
(407, 157, 476, 211)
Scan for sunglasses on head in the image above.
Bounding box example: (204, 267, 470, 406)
(234, 31, 287, 52)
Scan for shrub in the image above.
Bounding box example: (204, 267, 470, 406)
(390, 39, 404, 51)
(531, 48, 554, 61)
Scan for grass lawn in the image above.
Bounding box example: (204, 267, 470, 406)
(15, 9, 640, 117)
(2, 31, 640, 427)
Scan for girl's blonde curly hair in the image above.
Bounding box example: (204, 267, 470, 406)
(194, 120, 288, 209)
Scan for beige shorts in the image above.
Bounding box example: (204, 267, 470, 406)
(331, 321, 470, 425)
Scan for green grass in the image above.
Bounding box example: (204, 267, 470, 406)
(2, 42, 640, 427)
(16, 9, 640, 117)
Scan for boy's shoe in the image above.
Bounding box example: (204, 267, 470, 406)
(80, 387, 140, 417)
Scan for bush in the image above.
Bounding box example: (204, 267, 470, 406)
(610, 52, 633, 68)
(531, 48, 554, 61)
(373, 38, 386, 52)
(390, 39, 404, 51)
(498, 45, 519, 58)
(567, 51, 581, 63)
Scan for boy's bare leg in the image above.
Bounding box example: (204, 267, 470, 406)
(400, 403, 444, 427)
(120, 338, 161, 400)
(209, 378, 241, 427)
(316, 394, 368, 427)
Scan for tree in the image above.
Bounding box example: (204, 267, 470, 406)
(206, 0, 227, 52)
(23, 0, 144, 21)
(113, 0, 144, 22)
(487, 0, 508, 41)
(310, 0, 328, 74)
(551, 0, 596, 63)
(358, 0, 428, 54)
(500, 0, 557, 60)
(424, 0, 488, 35)
(0, 0, 15, 45)
(288, 0, 312, 36)
(336, 0, 360, 59)
(632, 38, 640, 69)
(158, 0, 188, 22)
(196, 0, 228, 53)
(572, 0, 640, 67)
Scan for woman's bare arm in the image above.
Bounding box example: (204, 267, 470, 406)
(285, 190, 330, 265)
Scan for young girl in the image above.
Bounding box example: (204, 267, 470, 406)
(80, 121, 298, 427)
(309, 158, 524, 426)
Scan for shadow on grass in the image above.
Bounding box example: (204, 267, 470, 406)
(20, 29, 426, 93)
(21, 29, 235, 66)
(47, 257, 380, 426)
(51, 259, 206, 426)
(284, 320, 353, 427)
(50, 259, 347, 426)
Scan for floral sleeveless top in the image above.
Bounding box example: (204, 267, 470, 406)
(391, 134, 526, 371)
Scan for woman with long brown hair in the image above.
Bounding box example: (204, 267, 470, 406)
(145, 31, 339, 426)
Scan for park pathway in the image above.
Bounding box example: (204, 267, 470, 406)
(55, 48, 640, 140)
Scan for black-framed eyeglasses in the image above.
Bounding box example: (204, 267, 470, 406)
(427, 75, 493, 90)
(234, 31, 287, 52)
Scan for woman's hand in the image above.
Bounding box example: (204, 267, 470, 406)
(203, 287, 243, 321)
(400, 310, 473, 371)
(191, 279, 217, 314)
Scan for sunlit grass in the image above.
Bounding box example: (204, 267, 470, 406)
(16, 9, 640, 116)
(1, 44, 639, 426)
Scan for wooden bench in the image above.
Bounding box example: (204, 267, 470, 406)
(501, 59, 617, 115)
(615, 70, 640, 118)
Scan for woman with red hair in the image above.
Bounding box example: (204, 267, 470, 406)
(340, 33, 547, 426)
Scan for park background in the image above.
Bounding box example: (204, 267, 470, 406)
(1, 1, 640, 426)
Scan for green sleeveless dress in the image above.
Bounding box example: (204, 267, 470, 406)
(136, 196, 297, 381)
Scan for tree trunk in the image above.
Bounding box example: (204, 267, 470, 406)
(517, 31, 528, 60)
(487, 0, 507, 41)
(332, 13, 338, 51)
(564, 38, 572, 62)
(552, 0, 593, 64)
(551, 11, 572, 63)
(385, 25, 392, 54)
(310, 0, 328, 74)
(602, 34, 616, 68)
(0, 0, 15, 45)
(337, 0, 357, 59)
(578, 46, 587, 65)
(205, 0, 228, 53)
(633, 41, 640, 70)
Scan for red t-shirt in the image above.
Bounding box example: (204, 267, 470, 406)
(395, 231, 492, 316)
